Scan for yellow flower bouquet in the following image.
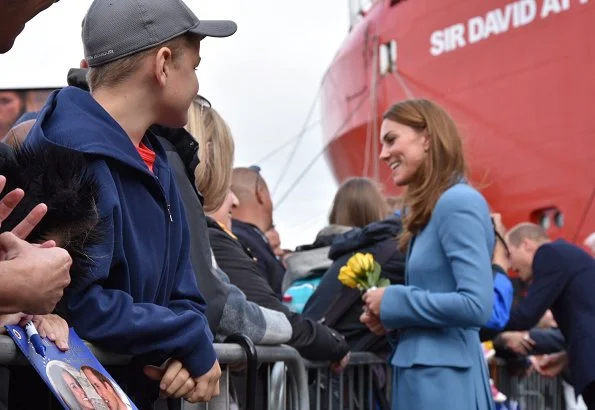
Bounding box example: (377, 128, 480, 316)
(338, 252, 390, 291)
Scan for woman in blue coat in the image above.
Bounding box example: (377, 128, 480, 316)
(362, 99, 495, 410)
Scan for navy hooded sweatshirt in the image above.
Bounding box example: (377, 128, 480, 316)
(25, 87, 216, 377)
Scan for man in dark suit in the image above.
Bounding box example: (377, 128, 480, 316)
(504, 223, 595, 408)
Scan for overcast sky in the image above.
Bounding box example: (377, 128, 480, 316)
(0, 0, 350, 249)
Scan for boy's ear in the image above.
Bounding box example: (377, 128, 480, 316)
(154, 46, 174, 87)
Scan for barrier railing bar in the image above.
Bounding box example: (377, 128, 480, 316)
(358, 366, 364, 409)
(224, 334, 257, 410)
(339, 369, 344, 409)
(327, 368, 333, 410)
(0, 335, 568, 410)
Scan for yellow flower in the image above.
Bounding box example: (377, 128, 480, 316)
(363, 253, 374, 271)
(347, 252, 376, 275)
(347, 255, 364, 276)
(338, 266, 358, 288)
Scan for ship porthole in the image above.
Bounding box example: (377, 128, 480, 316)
(554, 211, 564, 228)
(539, 214, 551, 230)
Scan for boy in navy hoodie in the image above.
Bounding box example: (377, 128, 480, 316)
(25, 0, 236, 404)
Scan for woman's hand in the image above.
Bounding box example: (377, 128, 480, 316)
(32, 314, 70, 351)
(362, 287, 386, 317)
(491, 213, 506, 237)
(359, 311, 386, 336)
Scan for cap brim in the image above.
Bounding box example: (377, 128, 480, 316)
(190, 20, 237, 38)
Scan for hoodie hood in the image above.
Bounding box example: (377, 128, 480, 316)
(295, 224, 352, 251)
(329, 216, 402, 260)
(282, 224, 353, 292)
(282, 246, 332, 293)
(27, 86, 167, 180)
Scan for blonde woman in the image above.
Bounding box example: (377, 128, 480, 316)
(185, 96, 235, 213)
(156, 96, 291, 345)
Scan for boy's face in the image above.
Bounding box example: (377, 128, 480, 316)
(157, 40, 201, 128)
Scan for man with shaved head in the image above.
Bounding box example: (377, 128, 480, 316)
(504, 222, 595, 407)
(231, 166, 285, 296)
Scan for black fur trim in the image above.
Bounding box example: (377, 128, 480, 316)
(0, 142, 104, 292)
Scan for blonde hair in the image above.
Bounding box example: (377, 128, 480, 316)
(186, 100, 235, 213)
(87, 33, 198, 91)
(383, 99, 467, 251)
(329, 177, 390, 228)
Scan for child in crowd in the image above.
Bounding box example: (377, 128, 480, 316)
(25, 0, 236, 405)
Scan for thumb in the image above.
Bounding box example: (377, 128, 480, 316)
(0, 232, 21, 251)
(17, 315, 34, 327)
(40, 240, 56, 248)
(143, 365, 165, 381)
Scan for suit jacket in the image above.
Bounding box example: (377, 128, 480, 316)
(506, 239, 595, 394)
(380, 183, 494, 410)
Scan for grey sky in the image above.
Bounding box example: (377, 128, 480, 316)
(0, 0, 350, 249)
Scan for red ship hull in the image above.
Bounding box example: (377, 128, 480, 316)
(321, 0, 595, 245)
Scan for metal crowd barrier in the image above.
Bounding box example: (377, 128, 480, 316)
(491, 359, 564, 410)
(0, 335, 309, 410)
(0, 335, 569, 410)
(301, 353, 392, 410)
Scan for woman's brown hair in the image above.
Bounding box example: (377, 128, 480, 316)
(186, 100, 235, 213)
(329, 177, 390, 228)
(383, 99, 467, 251)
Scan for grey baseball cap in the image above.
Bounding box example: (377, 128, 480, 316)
(82, 0, 237, 67)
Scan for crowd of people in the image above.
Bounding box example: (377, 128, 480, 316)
(0, 0, 594, 409)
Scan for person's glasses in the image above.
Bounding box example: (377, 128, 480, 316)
(194, 94, 211, 115)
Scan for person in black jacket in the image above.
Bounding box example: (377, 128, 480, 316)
(504, 222, 595, 408)
(303, 215, 405, 355)
(230, 166, 286, 296)
(208, 194, 351, 365)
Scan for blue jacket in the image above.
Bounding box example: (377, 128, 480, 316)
(507, 239, 595, 394)
(485, 271, 514, 329)
(380, 183, 494, 410)
(25, 87, 215, 377)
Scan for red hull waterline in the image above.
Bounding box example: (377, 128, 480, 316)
(321, 0, 595, 247)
